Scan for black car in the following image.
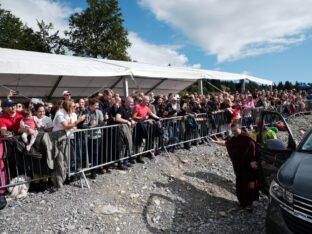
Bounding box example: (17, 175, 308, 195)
(257, 111, 312, 234)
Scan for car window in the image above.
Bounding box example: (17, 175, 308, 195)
(262, 113, 293, 149)
(301, 133, 312, 151)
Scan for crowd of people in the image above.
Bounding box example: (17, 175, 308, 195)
(0, 87, 311, 209)
(0, 87, 311, 153)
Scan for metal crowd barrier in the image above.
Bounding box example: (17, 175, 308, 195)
(0, 136, 49, 194)
(0, 106, 310, 191)
(305, 100, 312, 111)
(67, 108, 266, 187)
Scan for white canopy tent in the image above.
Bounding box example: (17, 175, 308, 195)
(172, 67, 273, 86)
(0, 48, 273, 99)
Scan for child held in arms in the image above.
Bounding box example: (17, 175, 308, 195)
(20, 109, 39, 151)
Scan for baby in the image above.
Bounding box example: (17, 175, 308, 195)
(20, 109, 38, 151)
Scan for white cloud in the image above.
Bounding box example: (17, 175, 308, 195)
(127, 32, 189, 66)
(242, 71, 250, 75)
(191, 64, 201, 69)
(0, 0, 71, 34)
(0, 0, 195, 67)
(139, 0, 312, 62)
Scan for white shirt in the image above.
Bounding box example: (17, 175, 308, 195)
(52, 109, 77, 137)
(34, 115, 53, 130)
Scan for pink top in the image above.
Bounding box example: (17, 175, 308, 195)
(242, 100, 255, 117)
(21, 117, 37, 129)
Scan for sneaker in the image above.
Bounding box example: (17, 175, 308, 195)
(117, 164, 128, 170)
(184, 145, 191, 150)
(154, 149, 160, 156)
(136, 157, 145, 164)
(169, 147, 175, 153)
(129, 158, 136, 164)
(105, 167, 112, 173)
(148, 152, 156, 159)
(90, 171, 97, 179)
(98, 167, 106, 174)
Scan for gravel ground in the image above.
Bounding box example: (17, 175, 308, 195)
(0, 113, 311, 234)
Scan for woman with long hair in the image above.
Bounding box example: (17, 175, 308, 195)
(52, 100, 85, 134)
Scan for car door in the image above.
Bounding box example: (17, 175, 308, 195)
(256, 110, 296, 195)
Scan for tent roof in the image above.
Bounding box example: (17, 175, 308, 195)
(95, 59, 204, 79)
(172, 67, 273, 86)
(0, 48, 273, 99)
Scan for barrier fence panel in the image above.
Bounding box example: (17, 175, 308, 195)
(67, 124, 120, 177)
(306, 100, 312, 111)
(67, 121, 161, 178)
(0, 136, 49, 191)
(0, 106, 311, 191)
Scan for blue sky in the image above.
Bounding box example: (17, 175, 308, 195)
(1, 0, 312, 84)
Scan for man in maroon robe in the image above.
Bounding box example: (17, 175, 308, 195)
(210, 124, 259, 209)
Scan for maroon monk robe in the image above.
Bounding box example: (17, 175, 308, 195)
(225, 132, 259, 207)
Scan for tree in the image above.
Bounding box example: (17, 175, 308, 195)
(245, 81, 258, 92)
(36, 20, 66, 54)
(0, 8, 33, 49)
(0, 5, 65, 53)
(284, 81, 293, 90)
(277, 81, 284, 90)
(66, 0, 131, 60)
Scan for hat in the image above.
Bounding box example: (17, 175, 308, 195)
(174, 94, 180, 100)
(31, 98, 42, 104)
(62, 90, 71, 96)
(1, 99, 16, 107)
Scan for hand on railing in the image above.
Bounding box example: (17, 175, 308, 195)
(163, 111, 169, 117)
(77, 114, 86, 123)
(104, 113, 109, 121)
(1, 131, 14, 140)
(125, 120, 131, 127)
(250, 161, 258, 169)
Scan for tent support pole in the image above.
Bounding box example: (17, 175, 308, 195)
(48, 75, 63, 100)
(123, 76, 129, 97)
(182, 81, 200, 93)
(240, 79, 245, 93)
(206, 80, 224, 93)
(146, 78, 167, 95)
(110, 76, 123, 89)
(198, 79, 203, 95)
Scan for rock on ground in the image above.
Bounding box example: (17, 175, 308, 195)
(0, 114, 311, 233)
